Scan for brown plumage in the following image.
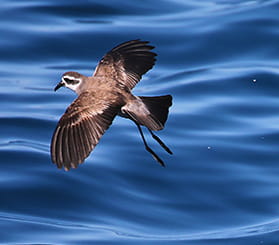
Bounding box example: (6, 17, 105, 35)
(51, 40, 172, 171)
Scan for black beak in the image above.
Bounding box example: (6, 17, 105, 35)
(54, 81, 64, 91)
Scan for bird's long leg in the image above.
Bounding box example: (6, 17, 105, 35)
(147, 129, 173, 155)
(135, 122, 165, 167)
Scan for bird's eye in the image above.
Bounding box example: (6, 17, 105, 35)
(64, 77, 79, 84)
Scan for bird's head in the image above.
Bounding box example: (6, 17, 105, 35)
(54, 71, 85, 94)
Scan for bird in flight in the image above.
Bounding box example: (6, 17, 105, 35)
(51, 39, 172, 171)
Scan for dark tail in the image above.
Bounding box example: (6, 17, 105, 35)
(139, 95, 172, 131)
(124, 95, 172, 165)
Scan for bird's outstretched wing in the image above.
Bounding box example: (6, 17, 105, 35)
(93, 39, 157, 90)
(51, 91, 122, 171)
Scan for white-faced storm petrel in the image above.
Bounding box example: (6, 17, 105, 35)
(51, 40, 172, 171)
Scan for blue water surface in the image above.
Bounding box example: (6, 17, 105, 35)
(1, 0, 279, 244)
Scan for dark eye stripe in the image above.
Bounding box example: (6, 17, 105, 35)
(64, 77, 79, 85)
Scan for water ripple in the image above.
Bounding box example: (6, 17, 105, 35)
(0, 140, 49, 153)
(0, 212, 278, 241)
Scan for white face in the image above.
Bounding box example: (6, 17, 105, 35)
(62, 75, 82, 92)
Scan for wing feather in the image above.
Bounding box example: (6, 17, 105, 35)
(93, 39, 157, 89)
(51, 91, 122, 170)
